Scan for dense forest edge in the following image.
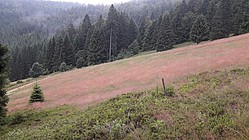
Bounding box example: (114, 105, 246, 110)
(1, 0, 248, 81)
(0, 0, 249, 139)
(1, 67, 249, 139)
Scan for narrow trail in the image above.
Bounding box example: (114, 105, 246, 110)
(8, 82, 36, 95)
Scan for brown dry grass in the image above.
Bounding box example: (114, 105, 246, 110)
(7, 33, 249, 112)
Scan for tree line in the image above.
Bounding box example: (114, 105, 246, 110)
(8, 0, 249, 81)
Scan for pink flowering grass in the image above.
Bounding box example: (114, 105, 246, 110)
(7, 33, 249, 112)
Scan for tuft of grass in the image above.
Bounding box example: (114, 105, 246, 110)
(179, 76, 199, 93)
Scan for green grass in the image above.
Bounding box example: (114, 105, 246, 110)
(1, 67, 249, 139)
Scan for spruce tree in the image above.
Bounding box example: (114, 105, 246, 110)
(45, 37, 55, 72)
(188, 0, 200, 13)
(181, 12, 196, 41)
(172, 0, 189, 43)
(206, 0, 216, 24)
(105, 4, 120, 58)
(142, 16, 163, 51)
(29, 83, 44, 103)
(95, 15, 105, 29)
(87, 28, 108, 66)
(61, 35, 76, 66)
(74, 14, 92, 53)
(198, 0, 209, 16)
(66, 23, 76, 43)
(137, 15, 149, 48)
(142, 21, 157, 51)
(234, 0, 249, 34)
(210, 0, 233, 40)
(118, 12, 129, 51)
(75, 50, 87, 68)
(156, 15, 175, 52)
(16, 51, 25, 80)
(128, 39, 140, 55)
(76, 57, 85, 68)
(190, 15, 210, 44)
(127, 18, 138, 46)
(0, 43, 9, 124)
(9, 46, 19, 81)
(83, 27, 93, 53)
(52, 37, 63, 72)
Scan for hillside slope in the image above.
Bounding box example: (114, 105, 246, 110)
(7, 33, 249, 111)
(2, 66, 249, 139)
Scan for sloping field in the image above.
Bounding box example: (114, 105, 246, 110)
(7, 33, 249, 111)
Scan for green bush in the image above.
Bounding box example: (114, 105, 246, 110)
(165, 85, 175, 96)
(59, 62, 68, 72)
(116, 49, 133, 60)
(10, 113, 24, 125)
(16, 80, 23, 84)
(29, 62, 44, 78)
(76, 57, 86, 68)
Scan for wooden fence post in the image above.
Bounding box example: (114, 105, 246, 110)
(162, 78, 166, 96)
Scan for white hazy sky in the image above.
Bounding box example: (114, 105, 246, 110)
(50, 0, 132, 5)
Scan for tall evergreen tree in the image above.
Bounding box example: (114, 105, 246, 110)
(206, 0, 216, 24)
(156, 15, 175, 52)
(142, 20, 157, 51)
(210, 0, 233, 40)
(66, 23, 76, 43)
(118, 12, 129, 51)
(16, 49, 26, 79)
(190, 15, 210, 44)
(95, 15, 105, 29)
(188, 0, 200, 13)
(137, 15, 149, 48)
(0, 43, 9, 124)
(52, 37, 63, 72)
(61, 35, 76, 66)
(172, 0, 190, 43)
(87, 28, 108, 66)
(9, 46, 19, 81)
(105, 4, 120, 58)
(128, 39, 140, 55)
(198, 0, 209, 16)
(45, 37, 56, 72)
(74, 14, 92, 53)
(234, 0, 249, 34)
(127, 18, 138, 46)
(181, 12, 196, 41)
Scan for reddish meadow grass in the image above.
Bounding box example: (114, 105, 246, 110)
(8, 33, 249, 112)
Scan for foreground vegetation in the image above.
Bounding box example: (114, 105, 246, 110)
(1, 67, 249, 139)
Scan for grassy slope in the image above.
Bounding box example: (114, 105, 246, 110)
(1, 67, 249, 140)
(7, 33, 249, 112)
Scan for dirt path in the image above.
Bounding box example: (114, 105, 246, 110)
(7, 33, 249, 112)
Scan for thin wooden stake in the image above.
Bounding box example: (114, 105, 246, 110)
(162, 78, 166, 96)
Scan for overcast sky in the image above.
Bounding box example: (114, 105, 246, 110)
(49, 0, 132, 5)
